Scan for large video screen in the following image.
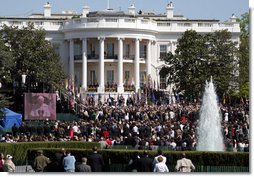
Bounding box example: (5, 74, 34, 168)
(24, 93, 56, 120)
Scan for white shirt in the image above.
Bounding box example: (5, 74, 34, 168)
(153, 155, 167, 165)
(153, 162, 169, 172)
(224, 112, 229, 122)
(169, 111, 175, 119)
(72, 125, 79, 133)
(133, 126, 139, 133)
(175, 158, 195, 172)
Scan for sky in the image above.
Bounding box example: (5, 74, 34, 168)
(0, 0, 249, 21)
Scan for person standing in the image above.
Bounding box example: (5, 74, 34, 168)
(175, 153, 195, 172)
(0, 153, 5, 172)
(11, 123, 19, 137)
(87, 146, 104, 172)
(33, 150, 50, 172)
(55, 148, 66, 172)
(127, 152, 140, 172)
(153, 149, 167, 166)
(63, 151, 76, 172)
(3, 155, 15, 172)
(153, 156, 169, 172)
(137, 150, 153, 172)
(76, 157, 91, 172)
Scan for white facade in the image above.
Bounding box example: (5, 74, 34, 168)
(0, 2, 240, 95)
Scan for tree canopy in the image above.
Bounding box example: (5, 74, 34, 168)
(160, 30, 238, 100)
(0, 30, 14, 110)
(236, 12, 249, 98)
(0, 23, 66, 92)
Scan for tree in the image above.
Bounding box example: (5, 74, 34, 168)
(0, 34, 14, 110)
(0, 35, 14, 85)
(0, 23, 66, 92)
(205, 30, 238, 97)
(237, 12, 249, 96)
(161, 30, 208, 100)
(161, 30, 238, 100)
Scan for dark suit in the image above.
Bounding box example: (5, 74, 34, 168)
(87, 152, 104, 172)
(54, 152, 65, 172)
(137, 155, 153, 172)
(76, 163, 92, 172)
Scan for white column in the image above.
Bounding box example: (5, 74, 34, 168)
(98, 37, 105, 93)
(146, 40, 151, 78)
(117, 37, 124, 93)
(82, 38, 87, 91)
(135, 38, 140, 92)
(69, 39, 74, 89)
(156, 68, 160, 90)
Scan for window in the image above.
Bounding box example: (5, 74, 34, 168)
(90, 43, 95, 58)
(160, 76, 167, 90)
(177, 23, 191, 27)
(157, 22, 171, 27)
(52, 43, 60, 56)
(125, 71, 130, 84)
(160, 45, 167, 59)
(140, 71, 146, 87)
(74, 71, 79, 87)
(107, 70, 114, 84)
(90, 70, 96, 85)
(107, 43, 114, 58)
(74, 43, 82, 60)
(140, 44, 147, 59)
(125, 44, 130, 58)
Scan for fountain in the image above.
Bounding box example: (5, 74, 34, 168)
(196, 78, 224, 151)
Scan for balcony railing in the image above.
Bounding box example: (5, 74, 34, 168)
(87, 84, 136, 92)
(124, 84, 135, 92)
(87, 54, 99, 60)
(74, 54, 82, 60)
(123, 55, 135, 60)
(105, 55, 118, 59)
(87, 85, 98, 92)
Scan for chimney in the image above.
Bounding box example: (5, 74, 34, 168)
(166, 2, 174, 19)
(82, 5, 90, 17)
(230, 13, 237, 23)
(128, 4, 136, 16)
(44, 2, 52, 17)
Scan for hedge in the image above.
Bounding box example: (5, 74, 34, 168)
(0, 141, 249, 169)
(26, 148, 249, 169)
(0, 142, 100, 165)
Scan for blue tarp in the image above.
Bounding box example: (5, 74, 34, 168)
(0, 108, 22, 128)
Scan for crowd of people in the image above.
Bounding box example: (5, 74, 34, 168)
(0, 89, 249, 172)
(1, 95, 249, 153)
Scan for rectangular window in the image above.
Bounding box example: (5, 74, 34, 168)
(74, 71, 79, 87)
(74, 43, 82, 60)
(107, 43, 114, 58)
(160, 45, 167, 59)
(140, 44, 147, 59)
(160, 76, 167, 90)
(125, 44, 130, 58)
(52, 43, 60, 56)
(90, 70, 96, 85)
(90, 43, 95, 58)
(140, 71, 146, 87)
(125, 71, 130, 84)
(107, 70, 114, 84)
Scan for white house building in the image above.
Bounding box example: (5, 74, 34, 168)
(0, 2, 240, 99)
